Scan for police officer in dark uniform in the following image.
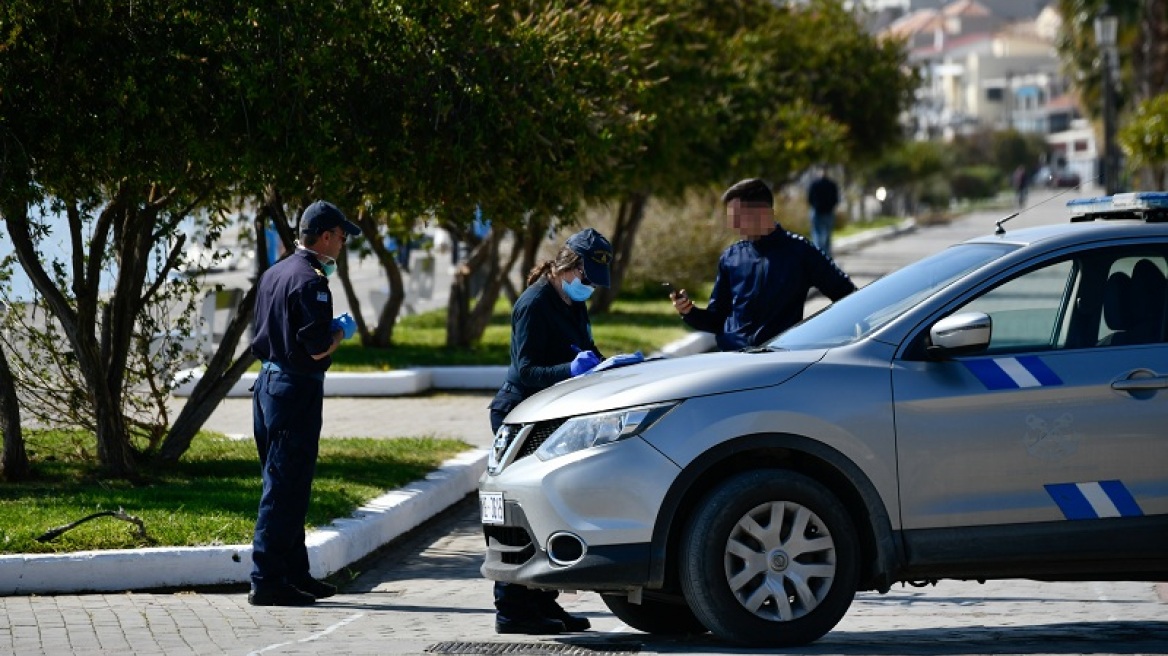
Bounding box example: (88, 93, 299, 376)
(672, 178, 856, 350)
(488, 228, 613, 634)
(248, 200, 360, 606)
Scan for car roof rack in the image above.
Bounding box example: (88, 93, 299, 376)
(1067, 192, 1168, 222)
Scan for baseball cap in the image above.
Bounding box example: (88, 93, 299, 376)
(299, 200, 362, 236)
(565, 228, 613, 288)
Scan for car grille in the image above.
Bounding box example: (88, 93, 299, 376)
(515, 417, 567, 460)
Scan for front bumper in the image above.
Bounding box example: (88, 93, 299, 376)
(478, 425, 682, 591)
(481, 501, 652, 590)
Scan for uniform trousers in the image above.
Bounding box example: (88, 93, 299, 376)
(251, 366, 324, 591)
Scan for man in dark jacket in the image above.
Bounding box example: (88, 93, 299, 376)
(671, 178, 855, 351)
(248, 200, 361, 606)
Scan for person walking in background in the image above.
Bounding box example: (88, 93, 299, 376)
(486, 228, 613, 635)
(807, 167, 841, 257)
(671, 178, 856, 351)
(248, 200, 361, 606)
(1012, 164, 1030, 208)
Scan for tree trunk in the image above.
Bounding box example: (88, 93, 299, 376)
(445, 228, 519, 348)
(467, 231, 522, 339)
(5, 197, 138, 476)
(353, 209, 407, 348)
(157, 286, 258, 464)
(0, 342, 30, 482)
(590, 191, 649, 314)
(156, 190, 288, 465)
(518, 217, 549, 285)
(1140, 0, 1168, 101)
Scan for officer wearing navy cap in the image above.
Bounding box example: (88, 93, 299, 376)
(487, 227, 612, 634)
(248, 200, 361, 606)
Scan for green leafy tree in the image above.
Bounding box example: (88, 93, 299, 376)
(0, 1, 255, 475)
(588, 0, 916, 312)
(1120, 91, 1168, 187)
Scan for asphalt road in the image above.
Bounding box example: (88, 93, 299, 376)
(5, 186, 1167, 655)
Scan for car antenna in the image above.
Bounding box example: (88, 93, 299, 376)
(994, 175, 1100, 235)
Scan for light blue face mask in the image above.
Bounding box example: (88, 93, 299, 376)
(563, 276, 594, 301)
(297, 243, 337, 277)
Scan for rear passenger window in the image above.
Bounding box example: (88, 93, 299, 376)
(1097, 256, 1168, 346)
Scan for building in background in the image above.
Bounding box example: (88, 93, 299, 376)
(869, 0, 1097, 186)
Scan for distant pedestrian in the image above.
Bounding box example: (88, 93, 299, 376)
(672, 178, 856, 350)
(807, 167, 841, 257)
(248, 200, 361, 606)
(1013, 164, 1030, 208)
(487, 228, 613, 635)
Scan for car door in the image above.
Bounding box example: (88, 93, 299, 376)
(891, 245, 1168, 543)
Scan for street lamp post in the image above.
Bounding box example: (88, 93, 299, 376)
(1095, 7, 1119, 195)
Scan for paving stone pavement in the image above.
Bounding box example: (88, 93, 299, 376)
(5, 187, 1167, 654)
(4, 496, 1165, 655)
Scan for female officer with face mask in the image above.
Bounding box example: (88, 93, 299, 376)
(487, 227, 613, 635)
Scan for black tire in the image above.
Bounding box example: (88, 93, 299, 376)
(600, 592, 708, 635)
(680, 469, 860, 647)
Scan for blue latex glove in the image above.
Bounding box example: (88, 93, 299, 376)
(332, 312, 357, 340)
(569, 349, 601, 376)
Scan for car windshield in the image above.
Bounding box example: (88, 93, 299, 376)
(772, 243, 1017, 350)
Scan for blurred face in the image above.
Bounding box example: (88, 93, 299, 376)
(726, 199, 775, 239)
(320, 228, 347, 259)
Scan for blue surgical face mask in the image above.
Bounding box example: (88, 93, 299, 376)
(563, 276, 594, 301)
(297, 243, 337, 277)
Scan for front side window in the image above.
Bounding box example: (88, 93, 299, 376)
(774, 243, 1013, 350)
(959, 259, 1077, 353)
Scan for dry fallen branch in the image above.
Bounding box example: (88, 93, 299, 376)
(36, 508, 149, 543)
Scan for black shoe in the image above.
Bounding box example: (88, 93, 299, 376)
(248, 584, 317, 607)
(291, 577, 337, 599)
(495, 617, 566, 635)
(546, 606, 591, 632)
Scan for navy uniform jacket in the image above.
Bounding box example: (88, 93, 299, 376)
(503, 277, 600, 396)
(251, 249, 336, 375)
(684, 227, 856, 351)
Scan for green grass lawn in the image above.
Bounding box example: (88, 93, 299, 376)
(0, 429, 468, 555)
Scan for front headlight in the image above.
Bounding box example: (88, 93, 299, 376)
(535, 402, 677, 461)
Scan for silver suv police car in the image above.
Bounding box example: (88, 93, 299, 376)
(479, 192, 1168, 646)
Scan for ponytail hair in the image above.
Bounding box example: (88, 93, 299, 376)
(526, 245, 582, 287)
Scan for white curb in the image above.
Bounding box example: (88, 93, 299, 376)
(0, 450, 487, 595)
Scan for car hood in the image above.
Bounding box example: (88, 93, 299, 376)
(504, 348, 826, 424)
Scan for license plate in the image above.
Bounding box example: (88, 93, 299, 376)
(480, 492, 505, 524)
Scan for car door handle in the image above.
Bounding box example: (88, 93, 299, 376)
(1111, 370, 1168, 391)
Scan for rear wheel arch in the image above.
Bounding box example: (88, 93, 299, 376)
(649, 433, 900, 594)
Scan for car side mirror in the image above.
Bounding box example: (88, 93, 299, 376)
(926, 312, 992, 360)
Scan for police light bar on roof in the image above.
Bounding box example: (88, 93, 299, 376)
(1067, 192, 1168, 222)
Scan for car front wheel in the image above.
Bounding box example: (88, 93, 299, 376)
(680, 469, 860, 647)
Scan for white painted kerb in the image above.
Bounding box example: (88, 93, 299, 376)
(0, 449, 487, 595)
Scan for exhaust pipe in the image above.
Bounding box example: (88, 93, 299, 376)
(547, 532, 587, 567)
